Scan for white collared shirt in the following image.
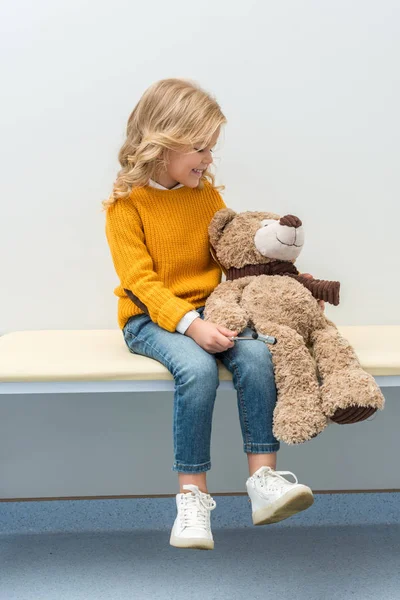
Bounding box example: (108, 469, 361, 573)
(147, 178, 200, 334)
(148, 179, 184, 190)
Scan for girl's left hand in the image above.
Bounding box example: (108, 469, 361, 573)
(301, 273, 325, 311)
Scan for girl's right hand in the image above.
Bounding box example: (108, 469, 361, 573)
(185, 318, 238, 354)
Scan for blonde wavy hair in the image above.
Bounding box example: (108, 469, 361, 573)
(102, 78, 227, 209)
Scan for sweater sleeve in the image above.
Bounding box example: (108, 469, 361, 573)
(105, 198, 197, 332)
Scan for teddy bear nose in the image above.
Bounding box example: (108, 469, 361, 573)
(279, 215, 302, 228)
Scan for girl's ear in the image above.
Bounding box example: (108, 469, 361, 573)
(154, 148, 169, 177)
(160, 147, 169, 164)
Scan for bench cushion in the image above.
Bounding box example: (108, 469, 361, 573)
(0, 327, 399, 383)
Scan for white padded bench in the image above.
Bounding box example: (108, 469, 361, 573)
(0, 326, 400, 393)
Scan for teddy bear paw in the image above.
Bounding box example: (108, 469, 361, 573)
(272, 399, 328, 444)
(320, 370, 385, 420)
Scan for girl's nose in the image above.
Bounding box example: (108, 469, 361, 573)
(203, 149, 213, 164)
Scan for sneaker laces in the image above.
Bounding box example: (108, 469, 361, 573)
(180, 484, 216, 528)
(256, 467, 298, 490)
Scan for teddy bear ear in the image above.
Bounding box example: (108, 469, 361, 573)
(208, 208, 237, 249)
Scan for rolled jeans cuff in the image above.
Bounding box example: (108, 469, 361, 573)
(172, 460, 212, 473)
(243, 442, 280, 453)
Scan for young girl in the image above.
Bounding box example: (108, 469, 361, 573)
(104, 78, 315, 551)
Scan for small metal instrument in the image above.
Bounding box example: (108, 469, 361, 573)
(228, 332, 277, 345)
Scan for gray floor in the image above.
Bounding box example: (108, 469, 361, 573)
(1, 525, 399, 600)
(1, 493, 399, 600)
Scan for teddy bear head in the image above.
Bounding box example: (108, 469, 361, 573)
(209, 209, 305, 274)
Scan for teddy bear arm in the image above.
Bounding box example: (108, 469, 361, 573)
(204, 280, 251, 332)
(287, 274, 341, 306)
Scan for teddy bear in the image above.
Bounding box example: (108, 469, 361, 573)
(204, 209, 385, 445)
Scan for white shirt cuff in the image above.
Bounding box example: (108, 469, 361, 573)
(175, 310, 200, 334)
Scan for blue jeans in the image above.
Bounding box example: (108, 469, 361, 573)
(122, 306, 280, 473)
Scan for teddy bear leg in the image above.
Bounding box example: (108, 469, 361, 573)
(310, 325, 385, 422)
(253, 320, 328, 445)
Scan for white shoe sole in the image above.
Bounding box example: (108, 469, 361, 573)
(252, 486, 314, 526)
(169, 534, 214, 550)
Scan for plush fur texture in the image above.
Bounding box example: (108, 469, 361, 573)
(204, 209, 385, 445)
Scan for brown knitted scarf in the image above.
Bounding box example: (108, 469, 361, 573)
(210, 245, 340, 305)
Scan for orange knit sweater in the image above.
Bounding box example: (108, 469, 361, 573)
(105, 180, 227, 331)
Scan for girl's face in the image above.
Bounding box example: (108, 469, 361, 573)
(156, 127, 220, 189)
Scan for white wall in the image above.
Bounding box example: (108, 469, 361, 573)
(1, 0, 399, 333)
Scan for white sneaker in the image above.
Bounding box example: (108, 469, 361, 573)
(246, 466, 314, 526)
(169, 484, 217, 550)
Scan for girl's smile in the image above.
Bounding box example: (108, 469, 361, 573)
(191, 167, 205, 177)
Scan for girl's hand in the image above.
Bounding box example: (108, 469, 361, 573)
(301, 273, 325, 311)
(185, 318, 238, 353)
